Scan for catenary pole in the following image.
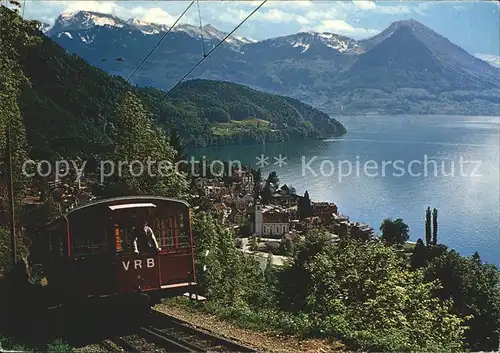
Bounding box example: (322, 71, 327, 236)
(6, 125, 17, 266)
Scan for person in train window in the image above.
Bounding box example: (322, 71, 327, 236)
(132, 219, 161, 254)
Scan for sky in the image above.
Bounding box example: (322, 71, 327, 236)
(15, 0, 500, 58)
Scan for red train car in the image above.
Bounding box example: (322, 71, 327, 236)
(36, 196, 197, 312)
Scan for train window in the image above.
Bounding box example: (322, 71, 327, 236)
(113, 225, 137, 253)
(155, 212, 189, 249)
(71, 221, 109, 256)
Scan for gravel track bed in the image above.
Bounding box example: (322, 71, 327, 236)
(73, 344, 111, 353)
(154, 303, 344, 352)
(148, 325, 228, 352)
(120, 333, 167, 352)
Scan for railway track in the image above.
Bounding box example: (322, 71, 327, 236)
(101, 329, 202, 352)
(99, 312, 256, 352)
(148, 309, 256, 352)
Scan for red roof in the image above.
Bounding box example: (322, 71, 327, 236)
(263, 212, 289, 223)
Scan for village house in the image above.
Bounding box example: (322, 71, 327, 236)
(252, 202, 291, 237)
(333, 220, 350, 238)
(269, 191, 300, 207)
(236, 193, 254, 207)
(349, 222, 374, 240)
(312, 202, 338, 222)
(303, 216, 323, 231)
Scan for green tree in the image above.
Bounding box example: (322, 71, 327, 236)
(0, 6, 42, 274)
(410, 238, 427, 268)
(264, 251, 274, 274)
(278, 230, 467, 352)
(251, 168, 262, 200)
(423, 249, 500, 351)
(168, 129, 186, 164)
(425, 207, 432, 246)
(204, 107, 231, 123)
(261, 184, 272, 205)
(266, 171, 279, 189)
(298, 191, 313, 220)
(98, 92, 188, 198)
(379, 218, 410, 246)
(284, 236, 294, 256)
(432, 208, 438, 245)
(192, 211, 270, 307)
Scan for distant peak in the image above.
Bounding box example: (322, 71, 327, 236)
(391, 18, 428, 29)
(203, 24, 218, 31)
(126, 18, 149, 25)
(57, 10, 118, 22)
(397, 18, 420, 24)
(60, 10, 109, 18)
(50, 10, 125, 34)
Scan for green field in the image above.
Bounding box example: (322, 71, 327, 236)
(212, 118, 271, 136)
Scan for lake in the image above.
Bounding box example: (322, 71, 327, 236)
(188, 115, 500, 266)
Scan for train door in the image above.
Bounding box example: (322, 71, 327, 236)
(111, 207, 161, 293)
(66, 211, 115, 298)
(155, 207, 196, 289)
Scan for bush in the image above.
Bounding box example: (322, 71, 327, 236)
(47, 338, 73, 353)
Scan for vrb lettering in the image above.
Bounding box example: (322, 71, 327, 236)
(122, 258, 155, 271)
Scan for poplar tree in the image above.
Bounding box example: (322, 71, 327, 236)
(425, 207, 432, 246)
(432, 208, 438, 245)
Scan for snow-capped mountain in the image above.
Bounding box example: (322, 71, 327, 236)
(47, 11, 127, 35)
(46, 11, 256, 47)
(261, 31, 363, 55)
(46, 11, 500, 116)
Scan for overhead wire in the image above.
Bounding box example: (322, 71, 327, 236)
(196, 0, 206, 57)
(151, 0, 267, 110)
(125, 0, 195, 83)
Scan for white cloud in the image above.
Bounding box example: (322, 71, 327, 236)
(291, 7, 346, 26)
(351, 1, 411, 15)
(256, 0, 313, 10)
(125, 7, 177, 25)
(352, 1, 376, 10)
(216, 8, 250, 25)
(62, 1, 119, 15)
(376, 5, 411, 15)
(301, 19, 379, 38)
(474, 53, 500, 68)
(256, 9, 297, 22)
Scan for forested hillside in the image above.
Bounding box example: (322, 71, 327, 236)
(1, 6, 345, 159)
(0, 5, 188, 220)
(139, 79, 346, 146)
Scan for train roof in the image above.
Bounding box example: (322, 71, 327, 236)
(63, 196, 190, 218)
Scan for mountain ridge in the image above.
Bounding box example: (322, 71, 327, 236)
(44, 10, 500, 116)
(45, 10, 256, 46)
(43, 11, 498, 68)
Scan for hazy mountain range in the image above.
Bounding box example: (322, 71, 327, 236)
(41, 11, 500, 116)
